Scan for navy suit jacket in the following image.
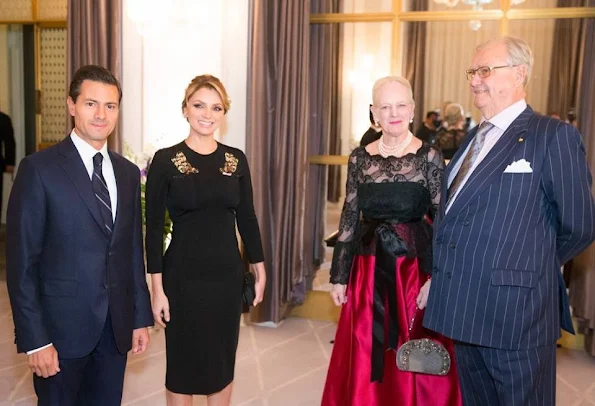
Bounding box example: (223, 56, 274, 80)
(6, 136, 153, 358)
(424, 107, 595, 350)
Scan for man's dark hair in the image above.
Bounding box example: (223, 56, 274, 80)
(69, 65, 122, 103)
(426, 111, 437, 119)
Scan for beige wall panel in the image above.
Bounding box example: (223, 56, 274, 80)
(0, 0, 33, 21)
(0, 26, 9, 112)
(37, 0, 67, 20)
(40, 27, 67, 143)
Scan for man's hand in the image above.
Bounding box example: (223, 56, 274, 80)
(416, 279, 432, 309)
(131, 328, 149, 355)
(28, 345, 60, 378)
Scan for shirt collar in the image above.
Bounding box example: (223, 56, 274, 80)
(482, 99, 527, 131)
(70, 129, 110, 164)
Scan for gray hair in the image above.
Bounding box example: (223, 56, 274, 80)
(477, 36, 534, 86)
(444, 103, 464, 127)
(372, 76, 414, 105)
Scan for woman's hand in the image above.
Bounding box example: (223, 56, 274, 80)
(253, 273, 266, 306)
(416, 279, 432, 309)
(251, 262, 267, 307)
(152, 291, 170, 328)
(331, 284, 348, 306)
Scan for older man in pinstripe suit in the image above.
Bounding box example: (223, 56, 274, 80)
(422, 36, 595, 405)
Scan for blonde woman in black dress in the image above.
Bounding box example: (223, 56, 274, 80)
(145, 75, 266, 406)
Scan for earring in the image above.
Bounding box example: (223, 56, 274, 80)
(410, 117, 414, 123)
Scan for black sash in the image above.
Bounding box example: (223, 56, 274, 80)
(361, 218, 413, 383)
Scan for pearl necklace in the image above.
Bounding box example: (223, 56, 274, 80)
(378, 132, 413, 158)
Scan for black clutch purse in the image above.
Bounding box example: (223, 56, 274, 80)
(243, 271, 256, 306)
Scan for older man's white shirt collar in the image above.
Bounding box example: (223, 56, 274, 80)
(481, 99, 527, 131)
(70, 129, 110, 163)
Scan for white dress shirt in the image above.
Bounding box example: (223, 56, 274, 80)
(70, 130, 118, 220)
(446, 99, 527, 213)
(26, 131, 118, 355)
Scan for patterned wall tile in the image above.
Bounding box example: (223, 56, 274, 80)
(37, 0, 67, 20)
(40, 28, 67, 143)
(0, 0, 33, 21)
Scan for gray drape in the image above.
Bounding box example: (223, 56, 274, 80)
(309, 1, 343, 203)
(546, 0, 593, 120)
(569, 18, 595, 357)
(300, 0, 342, 298)
(402, 0, 428, 133)
(67, 0, 122, 152)
(246, 0, 310, 323)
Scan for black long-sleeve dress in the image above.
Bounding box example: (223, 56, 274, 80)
(145, 141, 264, 395)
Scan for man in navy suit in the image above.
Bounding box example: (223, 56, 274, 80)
(422, 37, 595, 405)
(6, 65, 153, 405)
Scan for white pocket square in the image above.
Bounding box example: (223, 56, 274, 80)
(504, 159, 532, 173)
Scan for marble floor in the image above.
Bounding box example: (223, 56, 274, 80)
(0, 279, 337, 405)
(2, 282, 595, 405)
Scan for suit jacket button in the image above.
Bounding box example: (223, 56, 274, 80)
(449, 243, 456, 249)
(108, 251, 113, 256)
(463, 220, 470, 226)
(446, 272, 452, 279)
(436, 237, 443, 244)
(432, 266, 439, 274)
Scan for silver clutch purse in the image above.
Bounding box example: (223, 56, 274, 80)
(396, 307, 451, 376)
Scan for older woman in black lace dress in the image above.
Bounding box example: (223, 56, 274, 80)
(321, 76, 462, 406)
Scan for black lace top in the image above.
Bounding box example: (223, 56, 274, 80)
(329, 144, 444, 284)
(435, 128, 466, 160)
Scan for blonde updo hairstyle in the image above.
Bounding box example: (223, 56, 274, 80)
(444, 103, 465, 128)
(182, 74, 231, 114)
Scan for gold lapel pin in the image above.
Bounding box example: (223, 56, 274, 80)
(518, 138, 524, 142)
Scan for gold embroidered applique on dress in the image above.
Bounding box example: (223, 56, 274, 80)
(220, 152, 238, 176)
(171, 152, 199, 174)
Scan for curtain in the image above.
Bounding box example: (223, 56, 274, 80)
(326, 57, 342, 204)
(423, 0, 556, 123)
(309, 0, 342, 205)
(246, 0, 310, 323)
(546, 0, 592, 120)
(569, 18, 595, 357)
(401, 0, 427, 133)
(423, 20, 499, 123)
(509, 19, 556, 116)
(67, 0, 122, 152)
(301, 0, 342, 297)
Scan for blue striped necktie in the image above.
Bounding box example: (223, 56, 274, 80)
(446, 121, 494, 207)
(92, 153, 113, 236)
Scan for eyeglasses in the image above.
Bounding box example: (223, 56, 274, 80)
(465, 65, 517, 81)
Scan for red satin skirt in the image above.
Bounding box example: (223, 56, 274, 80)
(321, 255, 462, 406)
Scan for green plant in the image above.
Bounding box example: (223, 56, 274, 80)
(125, 144, 172, 249)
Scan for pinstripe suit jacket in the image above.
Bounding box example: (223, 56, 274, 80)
(424, 106, 595, 350)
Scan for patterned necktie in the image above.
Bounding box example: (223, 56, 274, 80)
(446, 121, 494, 207)
(92, 153, 113, 235)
